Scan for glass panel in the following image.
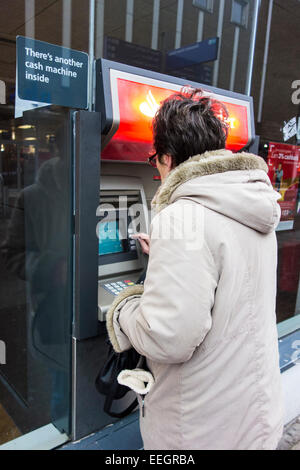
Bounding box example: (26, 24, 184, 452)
(231, 1, 246, 26)
(0, 0, 90, 445)
(193, 0, 212, 12)
(95, 0, 300, 328)
(0, 0, 299, 448)
(253, 0, 300, 327)
(99, 0, 257, 94)
(0, 106, 73, 444)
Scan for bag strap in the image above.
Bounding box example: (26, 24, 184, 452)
(103, 394, 138, 419)
(103, 353, 138, 418)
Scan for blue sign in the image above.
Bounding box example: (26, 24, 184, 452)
(166, 37, 219, 71)
(104, 36, 162, 72)
(171, 63, 213, 86)
(17, 36, 88, 109)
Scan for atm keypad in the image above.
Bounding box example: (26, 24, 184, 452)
(102, 279, 135, 296)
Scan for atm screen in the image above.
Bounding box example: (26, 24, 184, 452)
(99, 221, 124, 256)
(98, 211, 138, 267)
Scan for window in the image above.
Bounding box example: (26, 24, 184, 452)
(192, 0, 214, 14)
(231, 0, 249, 28)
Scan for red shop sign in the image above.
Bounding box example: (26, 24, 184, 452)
(267, 142, 300, 224)
(101, 70, 253, 162)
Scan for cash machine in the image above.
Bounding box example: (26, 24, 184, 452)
(95, 59, 256, 321)
(97, 175, 149, 321)
(72, 59, 257, 442)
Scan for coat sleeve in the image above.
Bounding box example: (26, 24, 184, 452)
(106, 205, 218, 364)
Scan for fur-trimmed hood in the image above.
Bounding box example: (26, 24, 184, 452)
(152, 149, 281, 234)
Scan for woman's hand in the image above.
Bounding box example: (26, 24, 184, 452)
(131, 233, 150, 255)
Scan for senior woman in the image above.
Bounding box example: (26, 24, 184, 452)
(106, 89, 284, 450)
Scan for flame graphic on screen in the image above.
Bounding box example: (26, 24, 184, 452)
(139, 90, 160, 118)
(227, 117, 236, 129)
(216, 112, 236, 129)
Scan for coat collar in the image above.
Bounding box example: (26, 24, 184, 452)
(152, 149, 268, 213)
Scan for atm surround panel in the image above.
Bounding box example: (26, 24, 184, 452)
(97, 176, 148, 276)
(97, 176, 148, 320)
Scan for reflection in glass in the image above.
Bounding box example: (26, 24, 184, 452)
(0, 107, 72, 443)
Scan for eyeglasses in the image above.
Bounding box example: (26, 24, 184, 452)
(148, 152, 158, 168)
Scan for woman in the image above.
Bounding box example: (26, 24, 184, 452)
(274, 163, 284, 192)
(106, 89, 284, 450)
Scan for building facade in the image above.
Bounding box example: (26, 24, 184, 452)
(0, 0, 299, 449)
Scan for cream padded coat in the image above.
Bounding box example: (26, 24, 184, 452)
(106, 150, 284, 450)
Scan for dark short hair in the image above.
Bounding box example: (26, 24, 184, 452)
(152, 88, 229, 167)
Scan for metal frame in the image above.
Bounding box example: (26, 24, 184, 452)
(175, 0, 184, 49)
(230, 25, 240, 91)
(212, 0, 225, 87)
(95, 58, 256, 152)
(125, 0, 134, 43)
(73, 110, 101, 340)
(257, 0, 273, 123)
(151, 0, 160, 50)
(245, 0, 260, 96)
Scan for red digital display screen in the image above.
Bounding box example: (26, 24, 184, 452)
(102, 76, 252, 162)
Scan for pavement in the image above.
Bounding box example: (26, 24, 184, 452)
(277, 416, 300, 450)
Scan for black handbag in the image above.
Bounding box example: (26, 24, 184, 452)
(95, 340, 141, 418)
